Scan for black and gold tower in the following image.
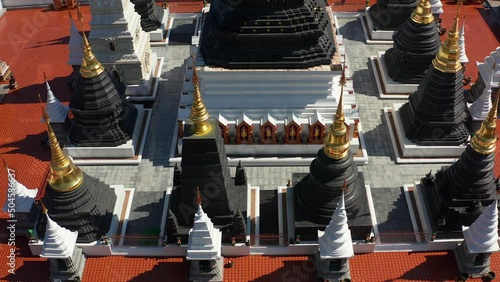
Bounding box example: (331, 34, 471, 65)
(293, 65, 371, 240)
(37, 105, 117, 243)
(368, 0, 418, 30)
(200, 0, 336, 69)
(399, 6, 469, 146)
(69, 33, 137, 147)
(383, 0, 441, 84)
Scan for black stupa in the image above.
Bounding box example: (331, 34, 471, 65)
(422, 95, 499, 236)
(368, 0, 418, 30)
(166, 63, 246, 243)
(130, 0, 164, 32)
(293, 67, 371, 240)
(383, 0, 441, 84)
(399, 10, 469, 146)
(200, 0, 336, 69)
(69, 34, 137, 147)
(37, 108, 117, 243)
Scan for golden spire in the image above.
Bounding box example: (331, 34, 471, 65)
(470, 88, 500, 155)
(324, 62, 350, 160)
(189, 55, 210, 134)
(39, 94, 83, 192)
(432, 2, 462, 73)
(79, 32, 105, 79)
(411, 0, 434, 25)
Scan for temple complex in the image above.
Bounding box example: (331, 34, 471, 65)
(166, 63, 246, 243)
(367, 0, 418, 30)
(68, 33, 138, 147)
(88, 0, 157, 96)
(293, 66, 371, 240)
(383, 0, 441, 84)
(37, 107, 118, 243)
(398, 7, 469, 146)
(422, 94, 499, 235)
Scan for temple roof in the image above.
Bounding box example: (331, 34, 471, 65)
(318, 192, 354, 259)
(40, 213, 78, 259)
(463, 200, 500, 254)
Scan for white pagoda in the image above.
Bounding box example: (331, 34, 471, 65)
(316, 192, 354, 281)
(430, 0, 444, 18)
(455, 200, 499, 278)
(459, 14, 469, 66)
(186, 191, 223, 281)
(40, 213, 86, 281)
(88, 0, 156, 97)
(44, 80, 69, 123)
(468, 64, 496, 121)
(2, 165, 38, 213)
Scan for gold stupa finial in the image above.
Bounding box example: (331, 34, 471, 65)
(411, 0, 434, 25)
(79, 31, 105, 79)
(324, 62, 350, 160)
(189, 55, 210, 134)
(470, 88, 500, 155)
(39, 95, 84, 192)
(196, 187, 202, 206)
(432, 2, 462, 73)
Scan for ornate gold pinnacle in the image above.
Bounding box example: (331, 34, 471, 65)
(324, 62, 350, 160)
(432, 2, 462, 73)
(189, 55, 210, 134)
(411, 0, 434, 25)
(79, 32, 105, 79)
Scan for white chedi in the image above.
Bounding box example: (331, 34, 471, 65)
(68, 18, 83, 66)
(430, 0, 444, 15)
(469, 64, 495, 121)
(462, 200, 499, 254)
(186, 204, 222, 260)
(459, 18, 469, 65)
(318, 192, 354, 259)
(44, 81, 69, 123)
(3, 167, 38, 213)
(40, 213, 78, 259)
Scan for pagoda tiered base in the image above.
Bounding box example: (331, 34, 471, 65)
(149, 9, 169, 43)
(370, 52, 420, 99)
(383, 105, 467, 163)
(64, 105, 152, 165)
(454, 243, 493, 279)
(360, 8, 395, 44)
(291, 174, 373, 241)
(315, 252, 351, 282)
(188, 257, 224, 282)
(47, 247, 86, 282)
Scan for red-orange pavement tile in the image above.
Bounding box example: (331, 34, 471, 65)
(224, 256, 316, 281)
(83, 256, 188, 282)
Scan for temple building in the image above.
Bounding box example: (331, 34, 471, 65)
(383, 0, 441, 84)
(367, 0, 418, 30)
(398, 7, 469, 146)
(166, 63, 246, 243)
(293, 66, 371, 240)
(37, 107, 118, 243)
(177, 0, 362, 160)
(68, 33, 138, 147)
(422, 95, 499, 235)
(88, 0, 157, 96)
(129, 0, 164, 32)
